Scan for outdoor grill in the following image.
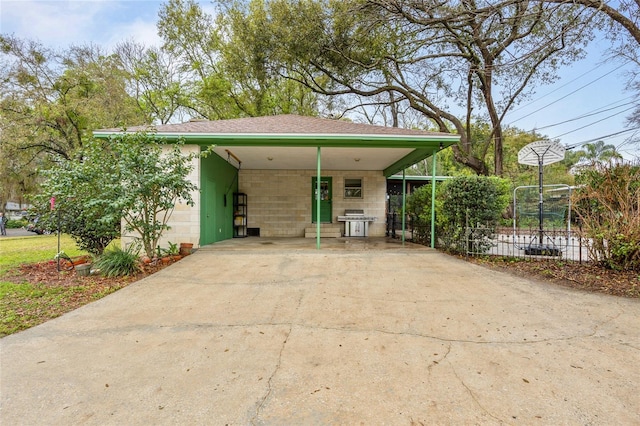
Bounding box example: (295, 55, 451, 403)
(337, 209, 377, 237)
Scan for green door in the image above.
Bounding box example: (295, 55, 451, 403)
(201, 178, 217, 245)
(312, 176, 332, 223)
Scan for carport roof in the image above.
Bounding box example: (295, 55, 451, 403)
(94, 114, 459, 176)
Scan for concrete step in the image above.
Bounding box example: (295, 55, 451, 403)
(305, 231, 342, 238)
(304, 225, 342, 238)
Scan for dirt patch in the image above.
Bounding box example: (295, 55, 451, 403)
(468, 257, 640, 298)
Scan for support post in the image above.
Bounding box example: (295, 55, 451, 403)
(401, 169, 406, 246)
(57, 208, 61, 272)
(431, 149, 437, 248)
(538, 158, 544, 245)
(316, 147, 321, 250)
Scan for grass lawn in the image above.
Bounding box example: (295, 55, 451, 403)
(0, 234, 87, 274)
(0, 235, 122, 337)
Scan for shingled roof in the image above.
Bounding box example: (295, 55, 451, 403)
(95, 114, 459, 176)
(102, 114, 452, 138)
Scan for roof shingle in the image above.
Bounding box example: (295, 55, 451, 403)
(103, 114, 452, 137)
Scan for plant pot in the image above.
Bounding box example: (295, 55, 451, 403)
(161, 256, 172, 264)
(75, 263, 92, 277)
(179, 243, 193, 256)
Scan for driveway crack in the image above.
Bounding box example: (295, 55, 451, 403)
(252, 291, 304, 425)
(449, 362, 507, 424)
(252, 324, 292, 425)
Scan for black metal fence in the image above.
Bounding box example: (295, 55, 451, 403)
(456, 227, 592, 262)
(386, 213, 594, 263)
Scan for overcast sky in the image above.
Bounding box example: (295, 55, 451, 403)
(1, 0, 638, 159)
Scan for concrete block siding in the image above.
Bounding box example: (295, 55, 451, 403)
(240, 169, 387, 237)
(158, 145, 201, 248)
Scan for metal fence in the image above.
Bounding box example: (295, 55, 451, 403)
(459, 227, 592, 262)
(386, 214, 594, 263)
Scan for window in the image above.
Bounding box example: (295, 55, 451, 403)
(344, 178, 362, 198)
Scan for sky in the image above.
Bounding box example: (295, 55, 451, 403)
(1, 0, 638, 160)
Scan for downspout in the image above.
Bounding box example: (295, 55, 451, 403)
(431, 149, 437, 248)
(401, 168, 406, 246)
(316, 146, 321, 250)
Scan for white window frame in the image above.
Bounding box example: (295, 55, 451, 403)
(344, 178, 363, 199)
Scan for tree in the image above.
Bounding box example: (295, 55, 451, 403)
(573, 141, 624, 166)
(29, 134, 198, 258)
(0, 139, 41, 215)
(156, 0, 318, 119)
(0, 36, 148, 162)
(256, 0, 595, 175)
(110, 133, 198, 259)
(29, 139, 123, 255)
(537, 0, 640, 46)
(538, 0, 640, 134)
(115, 41, 188, 125)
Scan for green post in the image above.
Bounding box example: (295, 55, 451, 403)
(316, 146, 321, 250)
(401, 168, 406, 246)
(431, 149, 437, 248)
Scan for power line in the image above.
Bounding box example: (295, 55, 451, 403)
(549, 105, 636, 139)
(564, 127, 640, 150)
(506, 62, 630, 125)
(533, 97, 636, 131)
(507, 63, 616, 116)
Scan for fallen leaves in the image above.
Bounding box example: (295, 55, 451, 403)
(470, 257, 640, 298)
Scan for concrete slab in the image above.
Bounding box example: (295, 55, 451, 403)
(1, 238, 639, 424)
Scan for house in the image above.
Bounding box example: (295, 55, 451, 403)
(94, 115, 459, 249)
(4, 201, 30, 220)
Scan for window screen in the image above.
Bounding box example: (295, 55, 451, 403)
(344, 178, 362, 198)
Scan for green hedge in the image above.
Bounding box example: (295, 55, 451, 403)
(6, 219, 28, 229)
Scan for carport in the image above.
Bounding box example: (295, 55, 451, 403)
(95, 115, 459, 248)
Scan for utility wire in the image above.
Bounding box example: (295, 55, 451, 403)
(564, 127, 640, 150)
(507, 62, 629, 125)
(507, 63, 615, 116)
(549, 105, 636, 139)
(533, 98, 636, 131)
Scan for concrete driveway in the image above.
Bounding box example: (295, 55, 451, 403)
(1, 238, 639, 425)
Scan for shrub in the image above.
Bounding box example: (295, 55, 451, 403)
(93, 244, 140, 277)
(28, 139, 122, 255)
(406, 184, 436, 223)
(406, 183, 438, 244)
(6, 218, 28, 229)
(572, 162, 640, 270)
(438, 176, 510, 253)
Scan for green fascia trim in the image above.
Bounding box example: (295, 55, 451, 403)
(384, 143, 456, 177)
(93, 131, 459, 149)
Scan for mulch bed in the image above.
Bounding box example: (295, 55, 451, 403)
(8, 260, 172, 287)
(8, 256, 639, 299)
(468, 257, 640, 298)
